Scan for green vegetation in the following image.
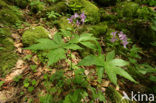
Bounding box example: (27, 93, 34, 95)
(0, 0, 156, 102)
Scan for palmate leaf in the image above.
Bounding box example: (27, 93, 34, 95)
(80, 41, 97, 50)
(64, 44, 82, 50)
(78, 51, 136, 85)
(26, 38, 58, 50)
(47, 48, 66, 66)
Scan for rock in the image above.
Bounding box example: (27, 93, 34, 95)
(22, 26, 50, 45)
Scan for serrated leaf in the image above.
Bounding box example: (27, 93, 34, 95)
(53, 33, 64, 45)
(105, 64, 117, 85)
(47, 48, 66, 66)
(79, 33, 96, 42)
(110, 59, 129, 67)
(114, 67, 136, 83)
(78, 55, 97, 66)
(80, 41, 97, 50)
(106, 50, 115, 61)
(26, 38, 58, 50)
(97, 67, 105, 83)
(64, 44, 82, 50)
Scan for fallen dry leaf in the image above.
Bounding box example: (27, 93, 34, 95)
(0, 87, 17, 103)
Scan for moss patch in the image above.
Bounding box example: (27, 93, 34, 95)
(80, 0, 100, 24)
(57, 16, 73, 30)
(0, 7, 23, 26)
(116, 1, 139, 17)
(22, 26, 50, 45)
(0, 28, 18, 77)
(88, 23, 108, 36)
(46, 1, 68, 13)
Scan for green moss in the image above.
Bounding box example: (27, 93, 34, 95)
(0, 38, 18, 77)
(57, 17, 73, 30)
(0, 0, 9, 9)
(116, 2, 139, 17)
(46, 1, 68, 13)
(30, 0, 45, 13)
(68, 0, 100, 24)
(22, 26, 50, 45)
(6, 0, 29, 8)
(80, 0, 100, 24)
(88, 23, 108, 36)
(0, 28, 11, 38)
(0, 8, 22, 26)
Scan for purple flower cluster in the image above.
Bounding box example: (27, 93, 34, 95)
(110, 31, 128, 48)
(67, 12, 86, 25)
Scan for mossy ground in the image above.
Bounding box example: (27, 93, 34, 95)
(0, 28, 18, 77)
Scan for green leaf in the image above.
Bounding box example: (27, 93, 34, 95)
(79, 33, 96, 42)
(110, 59, 129, 67)
(24, 82, 29, 88)
(47, 48, 66, 66)
(106, 50, 115, 61)
(78, 55, 105, 66)
(105, 64, 117, 85)
(114, 67, 136, 83)
(32, 80, 37, 86)
(53, 33, 64, 45)
(78, 55, 97, 66)
(28, 86, 34, 92)
(0, 81, 5, 87)
(26, 39, 58, 50)
(97, 67, 105, 83)
(64, 44, 82, 50)
(80, 41, 97, 50)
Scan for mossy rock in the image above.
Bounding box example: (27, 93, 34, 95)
(88, 23, 108, 36)
(57, 16, 73, 30)
(22, 26, 50, 45)
(116, 2, 139, 17)
(0, 8, 22, 26)
(46, 1, 68, 13)
(80, 0, 100, 24)
(0, 37, 18, 77)
(68, 0, 100, 24)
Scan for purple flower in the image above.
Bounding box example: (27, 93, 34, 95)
(80, 12, 86, 23)
(122, 40, 128, 48)
(118, 32, 127, 41)
(118, 32, 128, 48)
(73, 13, 79, 18)
(76, 20, 80, 25)
(110, 32, 117, 42)
(67, 18, 73, 23)
(110, 38, 117, 42)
